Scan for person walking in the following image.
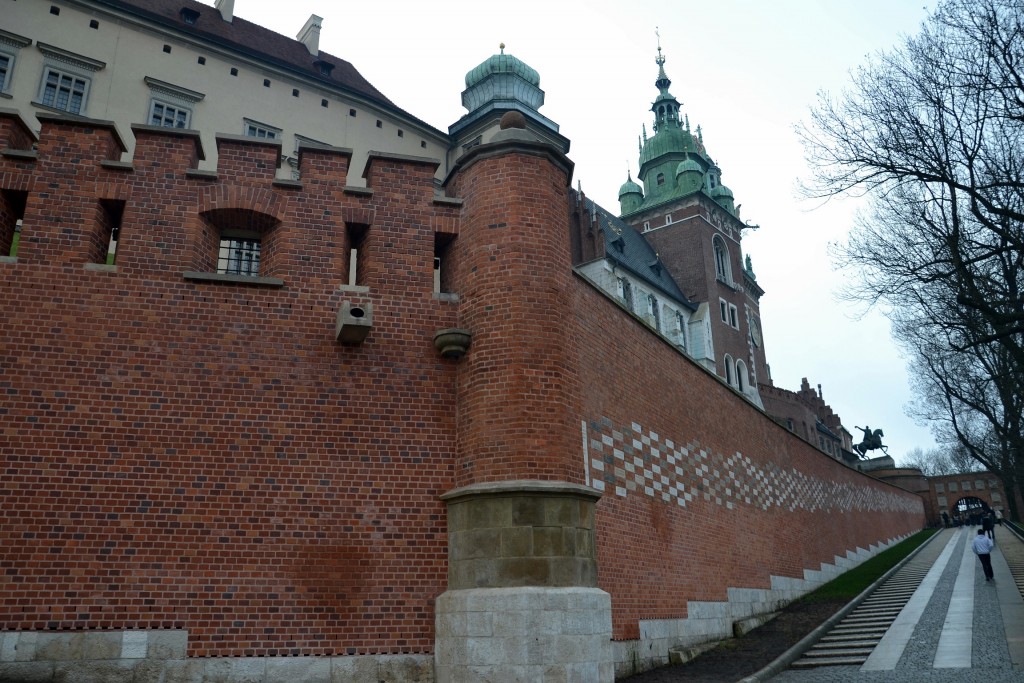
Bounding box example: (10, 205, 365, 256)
(973, 528, 995, 581)
(983, 512, 995, 540)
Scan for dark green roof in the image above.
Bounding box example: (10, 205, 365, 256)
(465, 51, 540, 88)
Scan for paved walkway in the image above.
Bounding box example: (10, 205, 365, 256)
(770, 527, 1024, 682)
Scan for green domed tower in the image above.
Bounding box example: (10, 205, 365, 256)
(623, 43, 739, 221)
(449, 44, 568, 167)
(618, 172, 644, 214)
(618, 39, 766, 409)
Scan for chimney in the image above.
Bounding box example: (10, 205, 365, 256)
(297, 14, 322, 56)
(215, 0, 234, 22)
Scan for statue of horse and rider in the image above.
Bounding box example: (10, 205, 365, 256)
(854, 425, 888, 458)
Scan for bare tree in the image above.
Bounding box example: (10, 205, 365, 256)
(801, 0, 1024, 518)
(802, 0, 1024, 362)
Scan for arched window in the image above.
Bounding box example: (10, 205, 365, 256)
(676, 311, 687, 349)
(724, 354, 734, 385)
(736, 360, 748, 392)
(657, 173, 666, 186)
(713, 235, 731, 284)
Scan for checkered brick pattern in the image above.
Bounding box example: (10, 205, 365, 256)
(585, 417, 920, 514)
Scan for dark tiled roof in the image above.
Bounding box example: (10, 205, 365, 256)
(96, 0, 393, 106)
(573, 191, 695, 310)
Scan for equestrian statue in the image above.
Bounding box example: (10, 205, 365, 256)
(854, 425, 888, 458)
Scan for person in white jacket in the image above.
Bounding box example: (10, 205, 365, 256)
(972, 528, 995, 581)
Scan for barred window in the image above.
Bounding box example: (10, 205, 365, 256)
(150, 100, 190, 128)
(41, 67, 88, 114)
(218, 237, 261, 276)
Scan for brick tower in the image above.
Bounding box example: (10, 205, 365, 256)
(618, 42, 768, 406)
(434, 51, 614, 682)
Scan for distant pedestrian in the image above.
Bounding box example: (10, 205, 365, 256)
(973, 528, 995, 581)
(984, 513, 995, 540)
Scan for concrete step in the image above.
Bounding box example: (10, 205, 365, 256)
(667, 639, 721, 666)
(815, 639, 881, 648)
(733, 611, 780, 637)
(804, 648, 875, 658)
(791, 656, 869, 668)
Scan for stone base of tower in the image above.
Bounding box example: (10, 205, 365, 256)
(435, 586, 613, 682)
(436, 481, 611, 681)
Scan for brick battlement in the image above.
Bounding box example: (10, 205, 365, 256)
(0, 112, 457, 286)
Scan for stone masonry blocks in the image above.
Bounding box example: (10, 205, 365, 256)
(435, 587, 612, 683)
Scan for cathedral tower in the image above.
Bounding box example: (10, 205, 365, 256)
(618, 41, 768, 404)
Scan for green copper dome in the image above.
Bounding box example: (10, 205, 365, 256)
(619, 174, 643, 198)
(675, 158, 703, 176)
(465, 48, 540, 88)
(710, 183, 733, 199)
(639, 126, 698, 168)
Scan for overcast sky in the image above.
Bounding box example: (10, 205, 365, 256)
(209, 0, 941, 461)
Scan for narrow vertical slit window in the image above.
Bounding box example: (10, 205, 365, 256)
(1, 189, 29, 257)
(97, 199, 125, 265)
(346, 223, 369, 286)
(434, 234, 454, 294)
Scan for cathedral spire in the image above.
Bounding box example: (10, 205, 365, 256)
(655, 27, 671, 95)
(650, 29, 681, 133)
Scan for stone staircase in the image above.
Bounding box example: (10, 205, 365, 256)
(790, 533, 948, 669)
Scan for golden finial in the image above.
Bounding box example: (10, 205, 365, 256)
(500, 42, 505, 54)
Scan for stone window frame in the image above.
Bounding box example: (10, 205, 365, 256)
(144, 76, 203, 130)
(0, 29, 31, 97)
(674, 310, 688, 350)
(617, 277, 634, 312)
(724, 353, 735, 386)
(243, 117, 281, 140)
(728, 303, 739, 329)
(34, 42, 105, 116)
(646, 293, 660, 331)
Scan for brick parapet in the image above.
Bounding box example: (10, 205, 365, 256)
(0, 108, 38, 151)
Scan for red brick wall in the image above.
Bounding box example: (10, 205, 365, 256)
(445, 142, 583, 487)
(641, 201, 756, 385)
(0, 121, 459, 657)
(0, 112, 36, 151)
(0, 121, 925, 659)
(572, 278, 925, 640)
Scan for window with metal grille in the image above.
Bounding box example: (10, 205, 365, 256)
(41, 67, 88, 113)
(218, 237, 261, 276)
(150, 100, 189, 128)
